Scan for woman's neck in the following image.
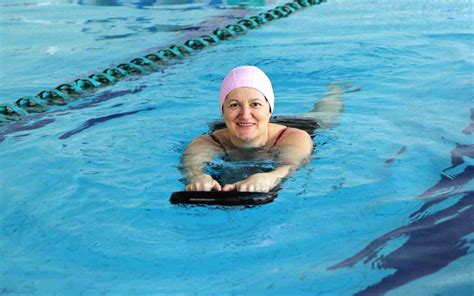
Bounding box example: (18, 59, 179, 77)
(227, 129, 270, 149)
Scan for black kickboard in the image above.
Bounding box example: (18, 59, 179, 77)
(170, 191, 277, 206)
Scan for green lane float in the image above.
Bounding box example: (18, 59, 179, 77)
(0, 0, 327, 126)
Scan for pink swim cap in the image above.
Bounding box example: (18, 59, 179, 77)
(219, 66, 274, 113)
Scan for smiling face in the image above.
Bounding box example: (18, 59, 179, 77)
(222, 87, 272, 148)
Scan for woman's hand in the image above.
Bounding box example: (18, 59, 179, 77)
(185, 174, 222, 191)
(222, 172, 279, 193)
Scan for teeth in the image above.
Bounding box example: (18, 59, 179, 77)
(238, 123, 254, 127)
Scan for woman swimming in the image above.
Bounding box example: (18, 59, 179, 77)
(181, 65, 343, 193)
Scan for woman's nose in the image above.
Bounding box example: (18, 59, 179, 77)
(239, 106, 252, 119)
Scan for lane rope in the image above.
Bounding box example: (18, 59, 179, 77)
(0, 0, 326, 126)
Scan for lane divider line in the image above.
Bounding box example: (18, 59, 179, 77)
(0, 0, 327, 126)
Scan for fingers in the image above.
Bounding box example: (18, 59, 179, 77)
(237, 183, 256, 192)
(224, 182, 270, 192)
(185, 183, 215, 191)
(185, 183, 203, 191)
(211, 181, 222, 192)
(222, 183, 235, 192)
(238, 183, 269, 192)
(185, 178, 222, 192)
(187, 174, 272, 193)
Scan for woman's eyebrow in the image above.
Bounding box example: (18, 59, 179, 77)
(226, 98, 264, 104)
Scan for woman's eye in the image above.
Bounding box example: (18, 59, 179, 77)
(251, 102, 262, 107)
(229, 103, 239, 108)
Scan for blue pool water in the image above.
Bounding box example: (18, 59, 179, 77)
(1, 0, 473, 294)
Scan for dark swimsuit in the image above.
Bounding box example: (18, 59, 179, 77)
(208, 127, 289, 185)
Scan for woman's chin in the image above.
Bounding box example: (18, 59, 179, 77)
(236, 131, 257, 142)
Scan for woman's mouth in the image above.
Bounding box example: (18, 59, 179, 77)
(237, 122, 255, 128)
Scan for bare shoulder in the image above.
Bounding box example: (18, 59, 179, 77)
(183, 133, 224, 158)
(212, 128, 228, 139)
(273, 127, 313, 160)
(281, 127, 312, 143)
(189, 133, 219, 147)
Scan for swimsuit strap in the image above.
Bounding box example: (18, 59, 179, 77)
(272, 127, 288, 148)
(211, 128, 287, 152)
(209, 134, 228, 155)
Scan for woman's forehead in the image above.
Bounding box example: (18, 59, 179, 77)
(226, 87, 265, 99)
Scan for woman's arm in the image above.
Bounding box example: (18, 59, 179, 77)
(181, 135, 223, 191)
(222, 128, 313, 192)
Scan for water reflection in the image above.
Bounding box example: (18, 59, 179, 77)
(328, 108, 474, 295)
(78, 0, 272, 7)
(2, 0, 271, 8)
(79, 0, 120, 5)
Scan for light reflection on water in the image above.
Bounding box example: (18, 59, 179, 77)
(2, 0, 274, 7)
(0, 0, 472, 295)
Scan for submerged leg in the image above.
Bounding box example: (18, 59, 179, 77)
(302, 84, 355, 129)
